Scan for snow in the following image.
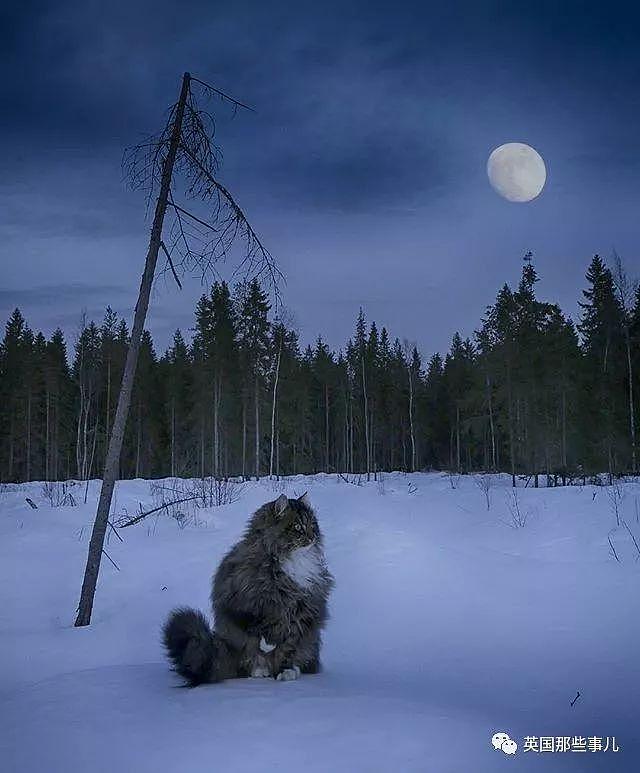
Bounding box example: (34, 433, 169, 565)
(1, 472, 639, 772)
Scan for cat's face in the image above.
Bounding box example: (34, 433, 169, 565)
(273, 493, 320, 548)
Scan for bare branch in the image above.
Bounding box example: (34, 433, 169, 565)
(177, 141, 284, 302)
(159, 241, 183, 290)
(168, 202, 218, 232)
(189, 75, 256, 112)
(123, 80, 282, 307)
(102, 549, 120, 571)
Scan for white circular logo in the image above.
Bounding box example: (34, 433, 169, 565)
(491, 731, 518, 755)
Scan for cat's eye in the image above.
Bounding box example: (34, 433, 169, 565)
(294, 523, 302, 532)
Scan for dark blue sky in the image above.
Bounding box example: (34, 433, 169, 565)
(1, 0, 639, 357)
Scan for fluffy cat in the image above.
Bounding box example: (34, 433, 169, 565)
(163, 492, 334, 685)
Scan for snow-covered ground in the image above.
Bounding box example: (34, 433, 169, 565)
(1, 472, 639, 772)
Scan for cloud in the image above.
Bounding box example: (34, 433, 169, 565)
(2, 0, 640, 358)
(265, 135, 450, 212)
(0, 283, 129, 309)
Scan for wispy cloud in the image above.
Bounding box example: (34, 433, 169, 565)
(0, 283, 129, 309)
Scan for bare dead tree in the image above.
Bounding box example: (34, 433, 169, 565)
(74, 72, 282, 626)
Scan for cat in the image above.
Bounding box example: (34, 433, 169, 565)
(163, 492, 334, 685)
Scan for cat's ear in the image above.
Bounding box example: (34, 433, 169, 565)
(298, 492, 311, 508)
(274, 494, 288, 517)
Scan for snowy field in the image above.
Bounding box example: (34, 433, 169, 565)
(1, 472, 639, 772)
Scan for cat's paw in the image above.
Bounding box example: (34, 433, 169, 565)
(276, 666, 301, 682)
(250, 665, 271, 678)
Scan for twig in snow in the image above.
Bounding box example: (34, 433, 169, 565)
(117, 495, 199, 528)
(338, 473, 362, 486)
(608, 530, 621, 563)
(622, 520, 640, 559)
(606, 481, 624, 526)
(474, 473, 492, 510)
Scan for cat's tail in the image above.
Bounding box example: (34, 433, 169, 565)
(162, 607, 236, 686)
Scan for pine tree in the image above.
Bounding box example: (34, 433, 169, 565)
(30, 331, 48, 481)
(423, 353, 447, 468)
(235, 279, 270, 479)
(443, 333, 474, 471)
(191, 293, 212, 478)
(612, 253, 638, 472)
(124, 330, 159, 478)
(1, 250, 636, 486)
(347, 309, 371, 477)
(578, 255, 626, 475)
(407, 344, 421, 472)
(310, 337, 336, 472)
(99, 307, 119, 472)
(72, 320, 102, 481)
(0, 310, 30, 480)
(163, 329, 192, 477)
(209, 282, 238, 478)
(267, 321, 300, 476)
(44, 329, 72, 481)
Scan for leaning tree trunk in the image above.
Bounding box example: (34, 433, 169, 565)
(74, 72, 190, 627)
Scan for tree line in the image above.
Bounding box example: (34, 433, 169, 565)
(1, 254, 639, 485)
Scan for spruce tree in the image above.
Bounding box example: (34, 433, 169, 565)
(0, 310, 30, 480)
(163, 329, 192, 477)
(578, 255, 626, 474)
(45, 329, 72, 481)
(235, 279, 270, 479)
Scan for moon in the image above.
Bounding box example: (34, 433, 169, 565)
(487, 142, 546, 202)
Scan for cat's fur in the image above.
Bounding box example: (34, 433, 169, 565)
(163, 492, 334, 685)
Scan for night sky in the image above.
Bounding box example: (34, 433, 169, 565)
(2, 0, 639, 357)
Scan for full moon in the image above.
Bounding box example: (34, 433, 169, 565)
(487, 142, 546, 202)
